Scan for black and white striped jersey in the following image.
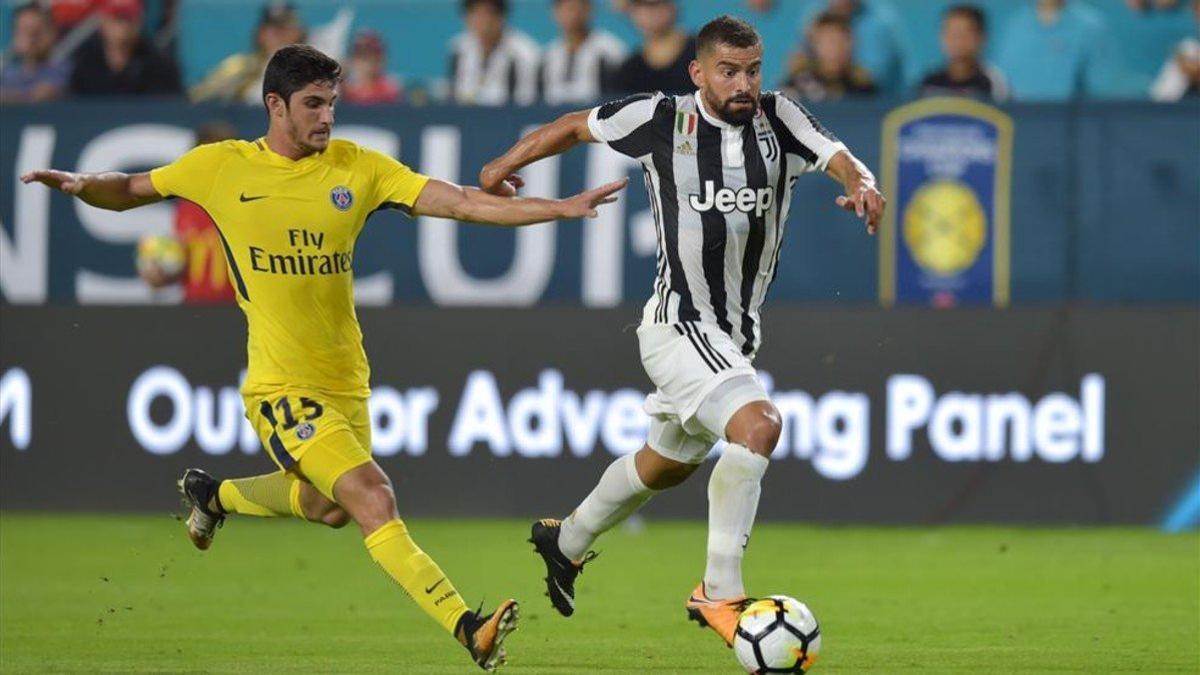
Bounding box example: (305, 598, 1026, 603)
(448, 30, 540, 106)
(587, 90, 846, 357)
(540, 30, 627, 105)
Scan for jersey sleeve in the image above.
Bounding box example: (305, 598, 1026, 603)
(768, 92, 847, 172)
(587, 91, 665, 159)
(366, 147, 431, 214)
(148, 143, 227, 203)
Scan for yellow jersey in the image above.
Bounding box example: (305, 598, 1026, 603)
(149, 138, 430, 397)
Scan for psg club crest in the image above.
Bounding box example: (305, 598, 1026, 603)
(878, 98, 1013, 308)
(295, 422, 316, 441)
(329, 185, 353, 211)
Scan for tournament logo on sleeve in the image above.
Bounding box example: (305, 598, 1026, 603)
(878, 98, 1013, 308)
(330, 185, 354, 211)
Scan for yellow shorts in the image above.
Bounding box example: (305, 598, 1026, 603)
(243, 388, 372, 501)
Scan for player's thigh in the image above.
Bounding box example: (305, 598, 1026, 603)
(243, 391, 372, 501)
(638, 322, 758, 439)
(645, 413, 715, 466)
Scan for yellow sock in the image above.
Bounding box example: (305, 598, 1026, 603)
(217, 473, 304, 519)
(364, 519, 469, 635)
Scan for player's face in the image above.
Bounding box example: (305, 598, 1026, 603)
(941, 15, 983, 61)
(279, 82, 337, 154)
(466, 4, 505, 45)
(553, 0, 590, 34)
(693, 42, 762, 125)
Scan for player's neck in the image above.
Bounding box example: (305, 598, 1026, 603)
(263, 130, 315, 162)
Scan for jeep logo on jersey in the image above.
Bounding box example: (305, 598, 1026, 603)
(330, 185, 353, 211)
(688, 181, 776, 218)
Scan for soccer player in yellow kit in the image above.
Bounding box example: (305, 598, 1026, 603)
(21, 45, 625, 672)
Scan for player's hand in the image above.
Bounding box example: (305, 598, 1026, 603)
(20, 169, 90, 195)
(559, 178, 628, 218)
(479, 163, 524, 197)
(836, 180, 885, 235)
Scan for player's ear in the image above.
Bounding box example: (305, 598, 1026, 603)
(264, 92, 284, 118)
(689, 59, 704, 89)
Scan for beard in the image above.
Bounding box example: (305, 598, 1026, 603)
(288, 124, 330, 155)
(718, 95, 758, 125)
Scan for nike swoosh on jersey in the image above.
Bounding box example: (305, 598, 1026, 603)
(425, 577, 446, 594)
(239, 193, 269, 202)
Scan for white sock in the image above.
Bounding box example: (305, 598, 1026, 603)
(704, 443, 769, 599)
(558, 452, 656, 561)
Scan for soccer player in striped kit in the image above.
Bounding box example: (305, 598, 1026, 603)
(481, 15, 884, 647)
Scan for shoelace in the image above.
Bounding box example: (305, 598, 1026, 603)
(575, 550, 600, 572)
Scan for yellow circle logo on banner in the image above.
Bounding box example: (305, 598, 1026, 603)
(902, 179, 987, 277)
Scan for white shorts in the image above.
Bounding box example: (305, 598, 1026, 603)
(637, 322, 770, 464)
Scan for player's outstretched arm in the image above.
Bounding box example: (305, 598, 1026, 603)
(825, 150, 885, 235)
(20, 170, 162, 211)
(411, 176, 627, 226)
(479, 110, 596, 197)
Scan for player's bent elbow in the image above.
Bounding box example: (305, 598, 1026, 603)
(561, 110, 594, 142)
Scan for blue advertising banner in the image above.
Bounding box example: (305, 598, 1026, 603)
(2, 101, 1197, 305)
(879, 98, 1013, 307)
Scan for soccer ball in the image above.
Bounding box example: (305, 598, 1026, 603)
(136, 234, 186, 278)
(733, 595, 821, 674)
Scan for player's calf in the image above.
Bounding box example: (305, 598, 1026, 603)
(296, 482, 350, 528)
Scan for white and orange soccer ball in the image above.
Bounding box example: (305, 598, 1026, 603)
(733, 595, 821, 674)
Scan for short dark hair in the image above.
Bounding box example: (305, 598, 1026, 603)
(462, 0, 507, 14)
(810, 11, 852, 34)
(696, 15, 760, 56)
(943, 4, 986, 34)
(13, 1, 53, 24)
(262, 44, 342, 106)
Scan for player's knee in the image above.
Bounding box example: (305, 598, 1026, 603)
(359, 482, 397, 522)
(334, 465, 399, 532)
(729, 404, 782, 457)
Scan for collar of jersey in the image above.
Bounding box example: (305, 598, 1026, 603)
(694, 91, 735, 131)
(256, 137, 322, 167)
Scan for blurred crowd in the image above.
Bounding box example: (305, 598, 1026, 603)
(3, 0, 1198, 105)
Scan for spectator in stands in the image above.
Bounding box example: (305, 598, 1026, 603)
(68, 0, 180, 96)
(1151, 0, 1200, 100)
(918, 5, 1008, 101)
(1, 3, 70, 103)
(994, 0, 1124, 100)
(609, 0, 696, 95)
(541, 0, 626, 104)
(140, 121, 239, 304)
(342, 29, 402, 105)
(191, 2, 304, 104)
(48, 0, 100, 32)
(798, 0, 909, 93)
(1125, 0, 1181, 10)
(781, 12, 876, 102)
(449, 0, 539, 105)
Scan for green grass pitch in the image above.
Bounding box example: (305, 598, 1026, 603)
(1, 514, 1196, 673)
